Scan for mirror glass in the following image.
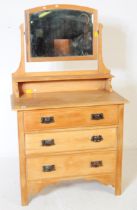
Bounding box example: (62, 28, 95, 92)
(29, 9, 93, 57)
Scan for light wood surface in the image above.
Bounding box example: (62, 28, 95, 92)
(23, 105, 118, 132)
(25, 4, 97, 18)
(115, 105, 124, 195)
(12, 72, 113, 97)
(17, 111, 28, 205)
(15, 24, 25, 75)
(11, 4, 127, 205)
(25, 127, 117, 154)
(13, 73, 113, 98)
(11, 90, 127, 111)
(13, 72, 112, 82)
(12, 24, 25, 97)
(98, 24, 110, 73)
(27, 151, 116, 181)
(21, 80, 107, 94)
(27, 173, 115, 197)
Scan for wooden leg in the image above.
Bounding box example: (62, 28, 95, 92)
(21, 194, 28, 206)
(18, 111, 29, 205)
(115, 185, 121, 196)
(115, 105, 124, 196)
(20, 157, 28, 206)
(20, 182, 28, 206)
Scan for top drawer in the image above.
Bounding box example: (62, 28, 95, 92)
(24, 105, 118, 132)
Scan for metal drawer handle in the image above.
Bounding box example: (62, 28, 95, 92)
(91, 135, 103, 142)
(43, 165, 56, 172)
(41, 116, 54, 124)
(90, 161, 103, 168)
(41, 139, 55, 146)
(91, 113, 104, 120)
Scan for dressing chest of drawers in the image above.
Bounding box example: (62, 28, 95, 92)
(11, 4, 127, 205)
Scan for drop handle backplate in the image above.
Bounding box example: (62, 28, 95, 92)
(43, 165, 56, 172)
(41, 116, 54, 124)
(91, 113, 104, 120)
(90, 161, 103, 168)
(41, 139, 55, 146)
(91, 135, 103, 142)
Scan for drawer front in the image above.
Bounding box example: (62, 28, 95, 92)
(24, 105, 118, 132)
(25, 128, 117, 154)
(27, 151, 116, 181)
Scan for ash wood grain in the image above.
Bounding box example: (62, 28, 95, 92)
(17, 111, 28, 205)
(11, 90, 127, 111)
(15, 24, 25, 75)
(23, 105, 118, 132)
(21, 80, 106, 94)
(115, 105, 124, 195)
(28, 173, 115, 197)
(13, 73, 112, 82)
(98, 24, 110, 73)
(12, 24, 25, 97)
(25, 4, 97, 18)
(11, 4, 128, 205)
(26, 151, 116, 181)
(25, 127, 117, 154)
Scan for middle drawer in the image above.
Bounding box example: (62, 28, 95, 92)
(25, 127, 117, 154)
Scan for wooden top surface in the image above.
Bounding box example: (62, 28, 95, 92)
(11, 90, 127, 111)
(13, 73, 112, 82)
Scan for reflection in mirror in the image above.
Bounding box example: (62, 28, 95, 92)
(30, 9, 93, 57)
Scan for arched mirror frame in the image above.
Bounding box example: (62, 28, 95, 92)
(12, 5, 110, 99)
(25, 4, 98, 62)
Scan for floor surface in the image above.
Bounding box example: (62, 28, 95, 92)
(0, 149, 137, 210)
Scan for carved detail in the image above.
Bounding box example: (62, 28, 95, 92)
(84, 174, 115, 186)
(14, 24, 25, 75)
(28, 181, 58, 196)
(12, 24, 25, 98)
(106, 78, 113, 92)
(28, 174, 115, 197)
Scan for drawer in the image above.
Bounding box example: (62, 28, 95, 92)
(24, 105, 118, 132)
(25, 127, 117, 154)
(27, 151, 116, 181)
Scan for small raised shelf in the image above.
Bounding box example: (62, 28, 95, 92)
(13, 72, 112, 82)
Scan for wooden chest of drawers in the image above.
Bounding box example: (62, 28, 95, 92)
(11, 5, 127, 205)
(24, 105, 118, 183)
(13, 90, 126, 205)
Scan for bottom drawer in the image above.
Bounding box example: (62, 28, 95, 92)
(27, 151, 116, 181)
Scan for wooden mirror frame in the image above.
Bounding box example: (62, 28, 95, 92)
(12, 5, 111, 98)
(25, 4, 98, 62)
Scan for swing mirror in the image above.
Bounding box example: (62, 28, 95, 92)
(25, 5, 98, 62)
